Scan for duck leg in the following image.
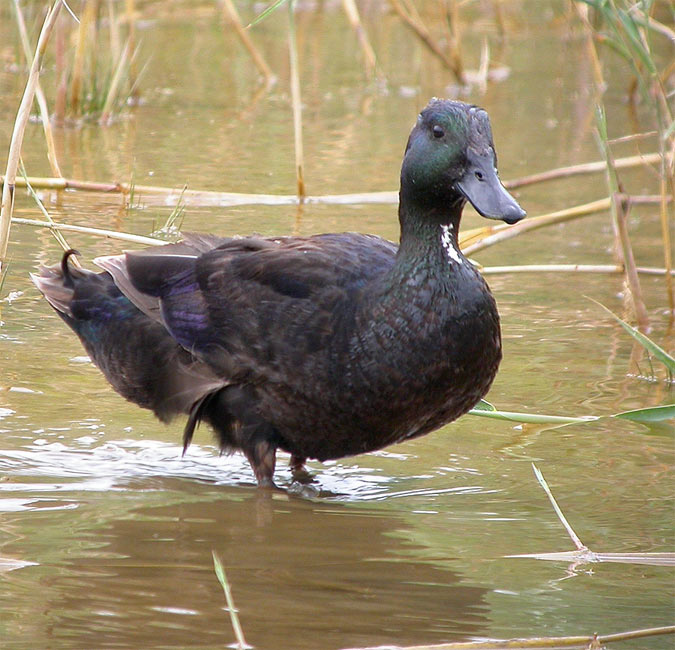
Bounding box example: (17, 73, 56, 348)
(289, 454, 314, 484)
(245, 439, 277, 488)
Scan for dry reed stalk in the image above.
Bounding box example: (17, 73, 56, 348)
(108, 0, 120, 60)
(0, 1, 64, 273)
(659, 170, 673, 315)
(125, 0, 139, 103)
(531, 464, 586, 551)
(505, 152, 663, 189)
(653, 77, 674, 316)
(460, 197, 612, 255)
(613, 3, 675, 43)
(574, 3, 662, 326)
(573, 2, 606, 91)
(222, 0, 276, 85)
(345, 625, 675, 649)
(476, 37, 489, 95)
(481, 264, 675, 277)
(70, 1, 97, 117)
(341, 0, 377, 77)
(608, 130, 657, 144)
(288, 1, 305, 198)
(54, 12, 67, 126)
(12, 217, 165, 247)
(596, 107, 649, 330)
(13, 0, 63, 178)
(460, 194, 670, 256)
(612, 192, 649, 329)
(389, 0, 464, 83)
(445, 0, 464, 83)
(4, 170, 670, 211)
(0, 175, 302, 206)
(492, 0, 505, 38)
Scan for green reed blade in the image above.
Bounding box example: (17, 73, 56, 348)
(591, 298, 675, 373)
(613, 404, 675, 423)
(247, 0, 289, 28)
(470, 400, 674, 425)
(212, 551, 249, 650)
(468, 405, 596, 425)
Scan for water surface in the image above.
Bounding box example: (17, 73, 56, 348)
(0, 2, 672, 649)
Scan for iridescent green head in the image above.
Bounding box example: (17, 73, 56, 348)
(400, 98, 525, 224)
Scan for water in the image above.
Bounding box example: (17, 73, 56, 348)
(0, 2, 673, 649)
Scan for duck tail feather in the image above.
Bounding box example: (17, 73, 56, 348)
(30, 249, 91, 317)
(183, 391, 222, 455)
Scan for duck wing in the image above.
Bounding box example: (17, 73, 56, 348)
(118, 233, 398, 381)
(94, 232, 228, 322)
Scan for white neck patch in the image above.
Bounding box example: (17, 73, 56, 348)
(440, 224, 462, 265)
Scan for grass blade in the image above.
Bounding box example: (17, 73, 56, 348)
(222, 0, 276, 84)
(247, 0, 289, 29)
(532, 464, 586, 551)
(470, 399, 674, 426)
(212, 551, 250, 650)
(613, 404, 675, 423)
(472, 399, 495, 411)
(468, 403, 597, 425)
(591, 298, 675, 373)
(616, 8, 656, 74)
(19, 161, 77, 261)
(287, 0, 305, 199)
(99, 38, 131, 125)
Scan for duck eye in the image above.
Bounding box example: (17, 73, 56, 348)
(475, 171, 484, 180)
(432, 125, 444, 138)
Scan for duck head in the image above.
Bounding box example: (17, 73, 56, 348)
(400, 99, 525, 225)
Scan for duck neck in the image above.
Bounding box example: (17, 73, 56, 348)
(396, 193, 466, 271)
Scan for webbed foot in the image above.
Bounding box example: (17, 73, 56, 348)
(289, 454, 315, 484)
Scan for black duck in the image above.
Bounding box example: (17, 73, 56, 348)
(32, 98, 525, 487)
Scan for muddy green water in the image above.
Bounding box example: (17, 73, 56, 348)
(0, 2, 673, 649)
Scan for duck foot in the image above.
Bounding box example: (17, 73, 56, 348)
(289, 455, 315, 485)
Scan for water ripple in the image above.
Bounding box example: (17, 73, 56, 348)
(0, 439, 487, 502)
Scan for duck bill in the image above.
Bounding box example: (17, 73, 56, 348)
(456, 151, 526, 225)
